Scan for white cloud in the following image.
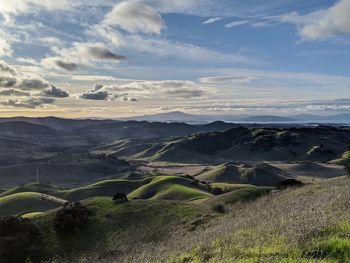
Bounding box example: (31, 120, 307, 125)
(280, 0, 350, 40)
(42, 42, 126, 70)
(103, 1, 165, 34)
(202, 17, 222, 25)
(225, 20, 249, 28)
(0, 39, 12, 57)
(199, 75, 257, 84)
(0, 0, 71, 22)
(101, 80, 216, 99)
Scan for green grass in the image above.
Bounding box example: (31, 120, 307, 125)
(166, 177, 350, 263)
(62, 178, 152, 201)
(35, 198, 209, 261)
(204, 186, 272, 207)
(0, 178, 153, 202)
(0, 183, 61, 198)
(21, 212, 45, 219)
(330, 150, 350, 165)
(152, 184, 212, 202)
(0, 192, 62, 217)
(211, 183, 255, 192)
(128, 176, 211, 201)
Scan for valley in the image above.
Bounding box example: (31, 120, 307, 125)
(0, 117, 349, 262)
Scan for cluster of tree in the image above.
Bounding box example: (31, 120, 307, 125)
(54, 202, 93, 233)
(0, 217, 43, 263)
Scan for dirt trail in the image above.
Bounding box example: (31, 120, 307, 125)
(40, 194, 67, 205)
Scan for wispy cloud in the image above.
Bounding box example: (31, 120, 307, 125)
(202, 17, 223, 25)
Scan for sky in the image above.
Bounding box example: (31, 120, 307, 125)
(0, 0, 350, 118)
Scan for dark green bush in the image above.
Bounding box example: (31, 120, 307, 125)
(54, 202, 93, 233)
(0, 216, 43, 263)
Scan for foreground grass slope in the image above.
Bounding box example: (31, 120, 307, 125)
(166, 177, 350, 263)
(39, 176, 350, 263)
(35, 198, 210, 262)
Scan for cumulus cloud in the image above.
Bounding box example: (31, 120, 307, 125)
(0, 60, 51, 90)
(42, 43, 126, 70)
(0, 89, 30, 96)
(90, 80, 215, 101)
(41, 85, 69, 98)
(103, 1, 164, 34)
(0, 0, 71, 18)
(0, 97, 55, 108)
(53, 59, 78, 71)
(0, 60, 68, 108)
(80, 84, 109, 101)
(0, 60, 17, 75)
(280, 0, 350, 40)
(0, 39, 11, 57)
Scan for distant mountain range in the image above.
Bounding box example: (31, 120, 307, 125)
(120, 111, 350, 124)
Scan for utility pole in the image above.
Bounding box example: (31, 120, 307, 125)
(36, 169, 40, 183)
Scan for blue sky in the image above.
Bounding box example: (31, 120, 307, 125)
(0, 0, 350, 117)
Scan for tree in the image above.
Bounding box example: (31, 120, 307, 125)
(345, 165, 350, 178)
(54, 202, 93, 233)
(276, 179, 304, 190)
(0, 216, 43, 263)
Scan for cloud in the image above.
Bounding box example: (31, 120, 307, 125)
(0, 60, 52, 91)
(199, 75, 257, 84)
(0, 97, 55, 108)
(52, 59, 78, 71)
(0, 89, 30, 96)
(102, 80, 215, 99)
(0, 60, 17, 75)
(0, 0, 71, 17)
(103, 1, 165, 34)
(86, 46, 126, 60)
(202, 17, 222, 25)
(279, 0, 350, 40)
(80, 84, 109, 101)
(0, 39, 11, 57)
(41, 85, 69, 98)
(225, 20, 249, 28)
(42, 43, 126, 70)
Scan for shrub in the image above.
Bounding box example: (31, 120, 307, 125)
(211, 187, 224, 195)
(212, 205, 227, 214)
(54, 202, 93, 233)
(0, 216, 43, 263)
(276, 179, 304, 190)
(113, 193, 128, 204)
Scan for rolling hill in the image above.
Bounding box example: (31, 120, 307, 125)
(131, 126, 350, 164)
(0, 192, 64, 217)
(196, 163, 290, 186)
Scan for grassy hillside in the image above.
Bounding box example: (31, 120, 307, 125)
(34, 198, 211, 262)
(128, 176, 212, 202)
(22, 176, 349, 263)
(0, 192, 62, 217)
(131, 126, 350, 164)
(197, 163, 289, 186)
(204, 185, 273, 207)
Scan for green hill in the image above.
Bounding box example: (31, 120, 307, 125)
(204, 185, 273, 207)
(134, 126, 350, 164)
(33, 198, 210, 262)
(128, 176, 212, 202)
(0, 192, 63, 217)
(197, 163, 290, 186)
